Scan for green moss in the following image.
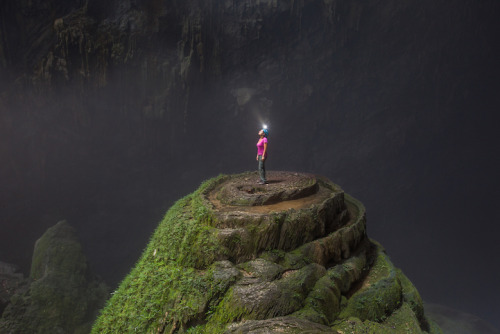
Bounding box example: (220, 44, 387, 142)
(274, 264, 326, 307)
(292, 248, 367, 326)
(292, 305, 327, 325)
(333, 242, 439, 333)
(281, 247, 312, 269)
(333, 303, 425, 333)
(236, 259, 284, 281)
(201, 288, 248, 333)
(338, 244, 402, 322)
(30, 221, 87, 281)
(260, 249, 286, 263)
(426, 317, 444, 334)
(92, 177, 228, 333)
(2, 221, 108, 334)
(91, 173, 440, 333)
(397, 269, 425, 322)
(381, 303, 425, 333)
(292, 275, 340, 325)
(203, 263, 326, 331)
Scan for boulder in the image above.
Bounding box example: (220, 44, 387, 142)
(0, 221, 108, 334)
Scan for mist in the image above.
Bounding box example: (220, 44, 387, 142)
(1, 0, 499, 330)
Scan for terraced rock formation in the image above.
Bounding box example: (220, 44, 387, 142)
(92, 172, 442, 333)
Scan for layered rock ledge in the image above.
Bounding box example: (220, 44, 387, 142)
(92, 172, 442, 334)
(205, 172, 356, 264)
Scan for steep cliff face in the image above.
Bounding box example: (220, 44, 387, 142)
(92, 172, 441, 333)
(2, 0, 496, 199)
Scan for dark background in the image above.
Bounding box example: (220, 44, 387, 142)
(1, 0, 499, 329)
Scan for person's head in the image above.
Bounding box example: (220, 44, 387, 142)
(259, 128, 269, 137)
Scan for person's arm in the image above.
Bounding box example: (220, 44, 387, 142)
(262, 142, 267, 160)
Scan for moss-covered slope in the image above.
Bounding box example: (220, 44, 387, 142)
(92, 172, 441, 334)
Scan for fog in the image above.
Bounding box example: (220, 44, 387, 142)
(1, 0, 499, 330)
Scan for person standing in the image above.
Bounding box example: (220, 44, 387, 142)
(256, 128, 268, 184)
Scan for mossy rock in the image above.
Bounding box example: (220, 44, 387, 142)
(211, 173, 350, 263)
(333, 242, 442, 334)
(0, 221, 108, 334)
(338, 244, 403, 323)
(226, 316, 336, 333)
(237, 258, 284, 281)
(210, 263, 326, 323)
(216, 171, 319, 206)
(91, 172, 441, 334)
(292, 244, 369, 325)
(398, 269, 425, 323)
(332, 302, 443, 334)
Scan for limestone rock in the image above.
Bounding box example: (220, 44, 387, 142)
(0, 221, 108, 334)
(0, 262, 26, 317)
(92, 172, 441, 333)
(226, 316, 335, 333)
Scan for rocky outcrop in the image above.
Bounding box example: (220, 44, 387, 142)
(0, 262, 26, 317)
(92, 172, 441, 333)
(0, 220, 108, 334)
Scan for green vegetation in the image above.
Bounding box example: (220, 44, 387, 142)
(1, 221, 108, 334)
(91, 173, 441, 334)
(331, 243, 441, 334)
(338, 247, 402, 323)
(91, 176, 227, 333)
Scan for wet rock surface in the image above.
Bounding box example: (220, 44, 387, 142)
(205, 172, 353, 263)
(93, 172, 442, 333)
(214, 171, 319, 206)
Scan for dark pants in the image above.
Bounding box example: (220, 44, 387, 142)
(258, 155, 266, 182)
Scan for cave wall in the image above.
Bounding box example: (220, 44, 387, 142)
(2, 0, 496, 201)
(0, 0, 499, 325)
